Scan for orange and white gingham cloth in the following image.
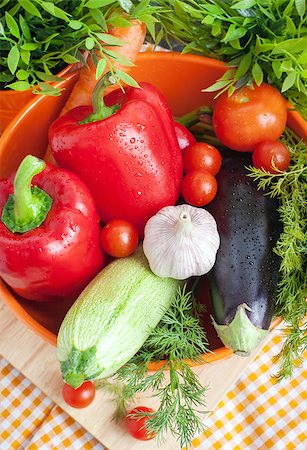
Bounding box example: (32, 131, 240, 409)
(0, 331, 306, 450)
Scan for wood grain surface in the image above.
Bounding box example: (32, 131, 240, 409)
(0, 300, 269, 450)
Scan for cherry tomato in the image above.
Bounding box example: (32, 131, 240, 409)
(174, 122, 197, 150)
(183, 142, 222, 175)
(181, 170, 218, 206)
(100, 219, 139, 258)
(212, 83, 287, 152)
(62, 381, 95, 409)
(252, 140, 291, 173)
(126, 406, 155, 441)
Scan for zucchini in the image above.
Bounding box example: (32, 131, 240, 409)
(57, 247, 179, 387)
(204, 150, 281, 356)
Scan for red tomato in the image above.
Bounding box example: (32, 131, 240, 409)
(182, 170, 218, 206)
(252, 140, 291, 173)
(212, 83, 287, 152)
(100, 219, 139, 258)
(62, 381, 95, 409)
(126, 406, 155, 441)
(183, 142, 222, 175)
(174, 122, 197, 150)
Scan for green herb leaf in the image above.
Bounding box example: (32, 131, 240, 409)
(115, 69, 140, 87)
(7, 45, 20, 75)
(41, 2, 70, 21)
(21, 42, 38, 50)
(231, 0, 257, 9)
(271, 38, 307, 55)
(5, 12, 20, 39)
(295, 0, 305, 17)
(202, 79, 231, 92)
(89, 8, 107, 29)
(85, 37, 95, 50)
(118, 0, 133, 13)
(18, 0, 42, 18)
(0, 21, 5, 36)
(96, 58, 107, 79)
(68, 20, 83, 30)
(103, 48, 134, 66)
(7, 80, 30, 90)
(107, 15, 131, 28)
(94, 33, 127, 46)
(85, 0, 116, 8)
(221, 24, 248, 44)
(20, 49, 30, 65)
(18, 15, 31, 40)
(251, 62, 263, 86)
(235, 52, 252, 80)
(138, 14, 157, 39)
(35, 71, 63, 82)
(281, 72, 297, 92)
(62, 54, 80, 64)
(16, 69, 29, 80)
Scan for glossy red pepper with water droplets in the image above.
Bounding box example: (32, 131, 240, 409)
(0, 156, 105, 302)
(49, 81, 183, 236)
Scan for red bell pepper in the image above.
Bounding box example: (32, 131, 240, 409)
(49, 76, 183, 236)
(105, 84, 196, 151)
(0, 155, 105, 302)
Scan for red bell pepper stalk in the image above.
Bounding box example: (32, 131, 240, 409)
(49, 76, 183, 236)
(0, 155, 105, 302)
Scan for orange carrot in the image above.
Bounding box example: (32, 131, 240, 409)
(45, 19, 146, 163)
(61, 19, 146, 115)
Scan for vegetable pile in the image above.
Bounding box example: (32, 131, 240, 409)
(0, 7, 306, 447)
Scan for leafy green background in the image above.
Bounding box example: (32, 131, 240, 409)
(0, 0, 156, 94)
(1, 0, 306, 117)
(151, 0, 307, 118)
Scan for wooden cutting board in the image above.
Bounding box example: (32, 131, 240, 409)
(0, 299, 270, 450)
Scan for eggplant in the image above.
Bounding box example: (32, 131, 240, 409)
(204, 150, 281, 356)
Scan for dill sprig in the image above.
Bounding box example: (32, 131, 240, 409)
(96, 285, 210, 448)
(247, 129, 307, 380)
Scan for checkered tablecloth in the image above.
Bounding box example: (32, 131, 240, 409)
(0, 332, 306, 450)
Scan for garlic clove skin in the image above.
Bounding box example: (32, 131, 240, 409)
(143, 204, 220, 280)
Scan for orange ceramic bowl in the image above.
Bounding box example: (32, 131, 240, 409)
(0, 65, 78, 136)
(0, 52, 304, 366)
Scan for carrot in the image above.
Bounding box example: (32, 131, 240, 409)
(45, 19, 146, 163)
(61, 20, 146, 115)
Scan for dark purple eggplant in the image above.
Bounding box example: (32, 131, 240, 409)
(203, 150, 281, 356)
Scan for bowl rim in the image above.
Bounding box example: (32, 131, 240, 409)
(0, 51, 300, 368)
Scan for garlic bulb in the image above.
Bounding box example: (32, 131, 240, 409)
(143, 204, 220, 280)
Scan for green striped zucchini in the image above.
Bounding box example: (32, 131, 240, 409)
(57, 247, 179, 387)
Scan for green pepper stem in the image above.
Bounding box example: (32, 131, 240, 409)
(176, 106, 213, 128)
(1, 155, 53, 233)
(14, 155, 46, 223)
(80, 72, 120, 124)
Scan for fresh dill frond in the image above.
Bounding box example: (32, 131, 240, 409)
(144, 358, 209, 448)
(97, 284, 210, 447)
(247, 128, 307, 380)
(139, 284, 209, 362)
